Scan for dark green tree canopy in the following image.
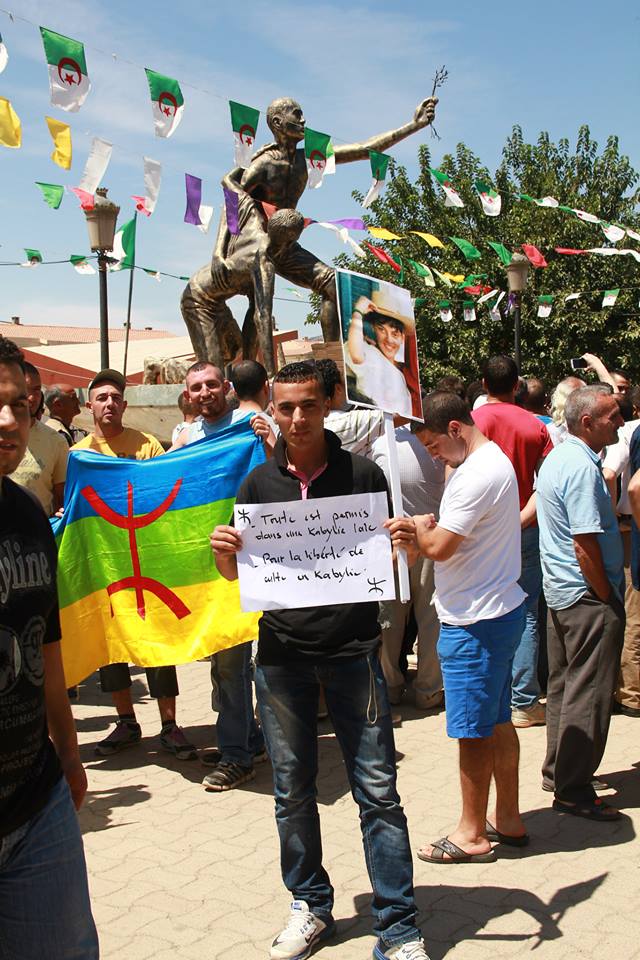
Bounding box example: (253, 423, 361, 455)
(330, 125, 640, 387)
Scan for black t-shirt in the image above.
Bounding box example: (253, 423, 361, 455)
(0, 477, 62, 837)
(235, 431, 390, 664)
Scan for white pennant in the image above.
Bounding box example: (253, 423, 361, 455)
(78, 137, 112, 194)
(142, 157, 161, 215)
(362, 179, 384, 208)
(197, 204, 214, 234)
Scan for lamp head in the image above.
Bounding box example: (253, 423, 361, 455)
(506, 252, 529, 293)
(84, 187, 120, 253)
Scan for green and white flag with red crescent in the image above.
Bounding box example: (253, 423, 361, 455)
(438, 300, 452, 323)
(0, 31, 8, 74)
(429, 168, 464, 208)
(599, 221, 625, 244)
(602, 288, 619, 308)
(488, 291, 505, 322)
(363, 150, 391, 208)
(463, 300, 476, 323)
(21, 249, 42, 268)
(110, 217, 137, 271)
(304, 128, 332, 189)
(229, 101, 259, 168)
(519, 194, 559, 208)
(145, 68, 184, 138)
(537, 295, 554, 318)
(40, 28, 90, 112)
(70, 255, 95, 275)
(143, 268, 161, 282)
(475, 180, 501, 216)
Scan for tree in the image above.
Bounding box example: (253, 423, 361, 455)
(327, 125, 640, 387)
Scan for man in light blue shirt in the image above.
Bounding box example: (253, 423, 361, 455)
(537, 384, 625, 821)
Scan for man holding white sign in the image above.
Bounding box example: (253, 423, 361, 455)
(210, 361, 428, 960)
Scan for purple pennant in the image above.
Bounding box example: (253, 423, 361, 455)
(184, 174, 202, 226)
(329, 218, 365, 230)
(223, 186, 240, 235)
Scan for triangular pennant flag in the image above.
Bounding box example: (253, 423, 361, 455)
(477, 287, 500, 305)
(143, 268, 161, 282)
(489, 291, 506, 321)
(35, 182, 64, 209)
(0, 97, 21, 148)
(22, 249, 43, 267)
(521, 243, 548, 268)
(438, 299, 452, 322)
(519, 194, 559, 208)
(449, 237, 482, 260)
(463, 300, 476, 322)
(626, 228, 640, 243)
(111, 218, 136, 270)
(433, 268, 451, 287)
(475, 180, 501, 216)
(569, 207, 600, 224)
(184, 174, 202, 226)
(410, 231, 445, 248)
(363, 241, 401, 272)
(368, 226, 404, 240)
(78, 137, 112, 195)
(69, 254, 95, 275)
(429, 168, 464, 207)
(304, 128, 332, 189)
(599, 221, 625, 244)
(40, 27, 90, 112)
(45, 117, 71, 169)
(328, 218, 365, 230)
(145, 68, 184, 138)
(197, 205, 214, 234)
(223, 187, 239, 235)
(564, 292, 581, 303)
(229, 101, 259, 168)
(555, 247, 588, 255)
(284, 287, 305, 300)
(602, 289, 619, 308)
(537, 295, 554, 318)
(406, 259, 435, 287)
(132, 157, 161, 217)
(487, 241, 512, 265)
(69, 187, 95, 210)
(0, 31, 9, 74)
(362, 150, 391, 208)
(324, 140, 336, 176)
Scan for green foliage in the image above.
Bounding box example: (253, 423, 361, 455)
(332, 126, 640, 387)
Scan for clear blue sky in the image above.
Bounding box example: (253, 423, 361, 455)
(0, 0, 638, 339)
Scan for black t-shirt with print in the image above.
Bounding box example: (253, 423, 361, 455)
(0, 477, 62, 837)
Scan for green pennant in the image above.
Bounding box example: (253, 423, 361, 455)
(449, 237, 482, 260)
(35, 181, 64, 209)
(487, 241, 512, 265)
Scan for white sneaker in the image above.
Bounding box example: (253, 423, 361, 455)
(511, 701, 546, 728)
(270, 900, 335, 960)
(373, 938, 431, 960)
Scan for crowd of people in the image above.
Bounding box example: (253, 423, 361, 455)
(1, 331, 638, 960)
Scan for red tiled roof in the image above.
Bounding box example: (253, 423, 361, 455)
(0, 322, 172, 344)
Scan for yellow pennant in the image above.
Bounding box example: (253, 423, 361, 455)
(46, 116, 72, 169)
(368, 226, 404, 240)
(410, 230, 445, 248)
(443, 272, 465, 283)
(0, 97, 21, 148)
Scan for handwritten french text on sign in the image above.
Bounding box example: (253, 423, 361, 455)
(235, 492, 395, 611)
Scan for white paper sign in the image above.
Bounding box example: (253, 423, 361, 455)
(235, 492, 395, 611)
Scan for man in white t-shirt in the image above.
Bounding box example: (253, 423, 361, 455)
(410, 390, 527, 863)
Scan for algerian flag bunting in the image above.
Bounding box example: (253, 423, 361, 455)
(599, 221, 625, 244)
(22, 249, 43, 268)
(143, 268, 161, 282)
(406, 259, 435, 287)
(429, 168, 464, 208)
(537, 295, 554, 318)
(35, 182, 64, 209)
(475, 180, 501, 217)
(40, 27, 90, 112)
(145, 68, 184, 138)
(489, 291, 505, 322)
(110, 217, 137, 271)
(438, 300, 452, 322)
(602, 288, 619, 308)
(304, 128, 332, 189)
(0, 31, 8, 74)
(463, 300, 476, 322)
(519, 194, 559, 208)
(363, 150, 391, 208)
(70, 255, 95, 275)
(229, 101, 259, 168)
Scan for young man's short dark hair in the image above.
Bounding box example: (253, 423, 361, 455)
(22, 360, 39, 379)
(314, 359, 342, 401)
(0, 336, 25, 373)
(482, 355, 519, 396)
(435, 375, 466, 400)
(419, 390, 473, 434)
(185, 360, 224, 380)
(231, 360, 268, 401)
(273, 361, 325, 395)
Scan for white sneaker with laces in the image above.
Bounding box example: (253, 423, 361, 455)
(270, 900, 335, 960)
(373, 937, 431, 960)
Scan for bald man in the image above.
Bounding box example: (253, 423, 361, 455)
(45, 383, 88, 447)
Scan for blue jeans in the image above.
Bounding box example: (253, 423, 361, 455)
(0, 777, 99, 960)
(255, 652, 420, 950)
(512, 524, 543, 709)
(211, 641, 264, 767)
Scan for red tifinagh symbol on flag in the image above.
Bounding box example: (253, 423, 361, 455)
(81, 478, 190, 621)
(57, 56, 82, 86)
(158, 91, 177, 117)
(239, 123, 255, 146)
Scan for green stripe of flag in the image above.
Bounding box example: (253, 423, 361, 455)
(145, 68, 184, 107)
(40, 27, 87, 74)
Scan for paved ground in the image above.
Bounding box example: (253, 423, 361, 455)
(74, 661, 640, 960)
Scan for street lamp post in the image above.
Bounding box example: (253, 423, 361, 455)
(505, 252, 530, 372)
(83, 188, 120, 370)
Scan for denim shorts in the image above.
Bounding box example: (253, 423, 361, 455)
(437, 603, 526, 739)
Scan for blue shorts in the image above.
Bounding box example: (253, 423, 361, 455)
(437, 603, 526, 739)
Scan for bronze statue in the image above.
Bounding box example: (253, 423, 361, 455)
(181, 95, 438, 375)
